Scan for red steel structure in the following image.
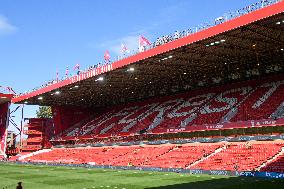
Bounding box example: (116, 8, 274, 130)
(0, 87, 13, 157)
(21, 118, 53, 152)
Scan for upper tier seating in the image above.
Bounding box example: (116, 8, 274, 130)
(59, 77, 284, 138)
(231, 81, 284, 121)
(22, 141, 284, 173)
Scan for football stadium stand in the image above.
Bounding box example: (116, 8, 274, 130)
(5, 0, 284, 177)
(54, 76, 284, 139)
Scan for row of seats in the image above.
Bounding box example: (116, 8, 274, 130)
(260, 153, 284, 173)
(21, 141, 284, 172)
(231, 82, 284, 121)
(190, 142, 284, 171)
(142, 144, 220, 168)
(59, 77, 284, 138)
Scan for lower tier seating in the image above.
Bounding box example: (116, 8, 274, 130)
(21, 141, 284, 173)
(260, 152, 284, 173)
(190, 141, 284, 171)
(142, 143, 221, 168)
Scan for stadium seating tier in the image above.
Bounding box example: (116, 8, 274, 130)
(21, 141, 284, 173)
(58, 77, 284, 138)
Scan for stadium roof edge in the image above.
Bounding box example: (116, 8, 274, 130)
(12, 1, 284, 104)
(0, 93, 13, 104)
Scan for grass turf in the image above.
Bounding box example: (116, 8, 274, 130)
(0, 163, 283, 189)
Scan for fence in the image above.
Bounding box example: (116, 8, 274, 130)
(2, 161, 284, 179)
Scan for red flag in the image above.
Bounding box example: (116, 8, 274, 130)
(65, 66, 69, 77)
(56, 70, 59, 81)
(74, 63, 80, 70)
(139, 35, 151, 47)
(121, 43, 129, 54)
(104, 50, 110, 62)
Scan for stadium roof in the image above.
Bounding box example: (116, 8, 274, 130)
(12, 1, 284, 108)
(0, 93, 13, 104)
(0, 86, 14, 104)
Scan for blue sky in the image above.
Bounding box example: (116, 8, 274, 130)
(0, 0, 258, 131)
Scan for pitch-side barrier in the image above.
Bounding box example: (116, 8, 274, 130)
(2, 161, 283, 179)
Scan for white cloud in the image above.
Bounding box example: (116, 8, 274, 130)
(88, 2, 189, 57)
(92, 31, 146, 57)
(0, 15, 17, 36)
(109, 35, 139, 55)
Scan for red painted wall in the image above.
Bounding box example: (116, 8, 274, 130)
(52, 106, 94, 135)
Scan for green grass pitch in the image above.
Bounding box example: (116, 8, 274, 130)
(0, 163, 283, 189)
